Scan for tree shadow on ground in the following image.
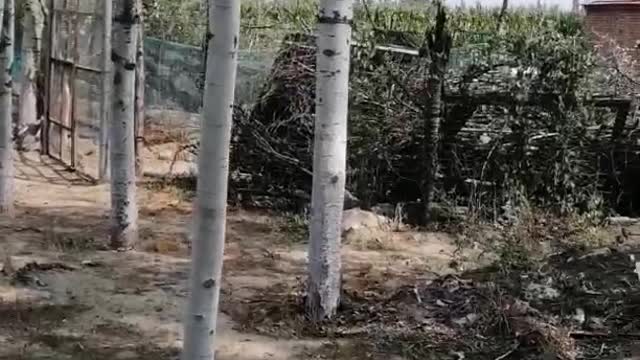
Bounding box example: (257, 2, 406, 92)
(0, 301, 180, 360)
(15, 152, 96, 187)
(227, 245, 640, 360)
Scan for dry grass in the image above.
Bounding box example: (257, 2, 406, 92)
(38, 217, 102, 253)
(343, 227, 399, 251)
(274, 212, 309, 244)
(142, 174, 197, 201)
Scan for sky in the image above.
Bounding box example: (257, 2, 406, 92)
(443, 0, 572, 9)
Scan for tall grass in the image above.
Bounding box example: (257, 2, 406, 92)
(144, 0, 583, 49)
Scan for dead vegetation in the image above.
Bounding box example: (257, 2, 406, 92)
(3, 122, 640, 360)
(222, 213, 640, 360)
(226, 246, 640, 359)
(0, 301, 179, 360)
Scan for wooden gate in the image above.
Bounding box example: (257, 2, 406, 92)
(44, 0, 110, 181)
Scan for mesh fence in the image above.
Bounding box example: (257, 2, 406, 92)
(144, 37, 276, 113)
(141, 36, 491, 115)
(47, 0, 106, 178)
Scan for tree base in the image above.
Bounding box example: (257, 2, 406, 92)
(305, 273, 343, 322)
(110, 227, 138, 250)
(0, 204, 15, 218)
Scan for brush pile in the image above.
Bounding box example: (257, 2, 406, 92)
(220, 27, 640, 216)
(226, 244, 640, 359)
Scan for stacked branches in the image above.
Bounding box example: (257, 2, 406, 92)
(219, 10, 640, 217)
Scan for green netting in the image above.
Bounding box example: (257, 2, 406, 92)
(144, 37, 275, 112)
(13, 25, 22, 79)
(14, 33, 274, 113)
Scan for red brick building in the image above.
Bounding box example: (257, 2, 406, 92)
(583, 0, 640, 50)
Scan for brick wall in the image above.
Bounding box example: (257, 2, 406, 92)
(585, 5, 640, 49)
(585, 5, 640, 74)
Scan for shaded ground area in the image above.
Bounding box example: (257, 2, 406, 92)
(0, 148, 640, 360)
(1, 150, 640, 359)
(230, 245, 640, 359)
(1, 150, 488, 359)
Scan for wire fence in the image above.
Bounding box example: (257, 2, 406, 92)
(141, 33, 511, 115)
(144, 37, 276, 113)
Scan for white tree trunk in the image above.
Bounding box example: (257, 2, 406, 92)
(110, 0, 140, 249)
(18, 41, 37, 149)
(18, 61, 37, 124)
(134, 21, 144, 176)
(0, 0, 14, 215)
(306, 0, 352, 320)
(181, 0, 240, 358)
(17, 0, 45, 150)
(0, 1, 4, 39)
(60, 70, 72, 157)
(98, 0, 112, 181)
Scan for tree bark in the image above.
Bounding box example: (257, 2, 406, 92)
(181, 0, 240, 359)
(110, 0, 140, 249)
(17, 0, 45, 150)
(496, 0, 508, 32)
(134, 8, 144, 177)
(0, 1, 4, 46)
(17, 16, 35, 149)
(306, 0, 353, 321)
(98, 0, 113, 181)
(420, 3, 451, 225)
(422, 79, 443, 225)
(0, 0, 14, 215)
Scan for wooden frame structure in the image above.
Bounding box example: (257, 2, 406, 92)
(43, 0, 111, 181)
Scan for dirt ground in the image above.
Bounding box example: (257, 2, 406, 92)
(4, 138, 640, 359)
(1, 147, 509, 360)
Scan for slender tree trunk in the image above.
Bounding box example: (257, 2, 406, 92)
(60, 69, 72, 158)
(181, 0, 240, 359)
(17, 17, 35, 149)
(306, 0, 353, 321)
(98, 0, 113, 181)
(496, 0, 508, 32)
(420, 3, 451, 225)
(422, 80, 443, 224)
(0, 0, 14, 215)
(0, 1, 5, 46)
(110, 0, 140, 249)
(17, 0, 45, 150)
(134, 9, 144, 177)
